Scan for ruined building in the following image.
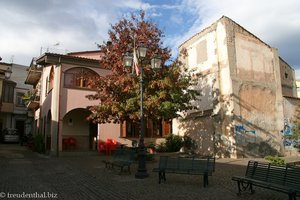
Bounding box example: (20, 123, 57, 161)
(174, 16, 298, 158)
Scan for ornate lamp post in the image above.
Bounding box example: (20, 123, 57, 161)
(123, 43, 161, 179)
(5, 67, 12, 79)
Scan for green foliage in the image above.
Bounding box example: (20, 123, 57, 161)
(155, 135, 184, 152)
(146, 142, 156, 150)
(22, 90, 37, 105)
(265, 155, 285, 166)
(292, 104, 300, 139)
(33, 134, 45, 154)
(165, 134, 183, 152)
(182, 135, 195, 150)
(155, 142, 167, 153)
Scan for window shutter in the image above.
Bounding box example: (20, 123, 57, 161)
(121, 121, 127, 137)
(162, 119, 172, 137)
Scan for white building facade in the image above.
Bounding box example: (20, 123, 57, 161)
(174, 16, 298, 158)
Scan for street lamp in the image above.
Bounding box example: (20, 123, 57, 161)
(5, 67, 12, 79)
(123, 42, 162, 179)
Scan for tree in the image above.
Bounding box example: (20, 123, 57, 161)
(87, 11, 198, 124)
(292, 104, 300, 141)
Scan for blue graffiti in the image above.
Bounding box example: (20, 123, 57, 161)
(235, 125, 245, 133)
(283, 125, 294, 136)
(284, 137, 298, 147)
(235, 125, 256, 135)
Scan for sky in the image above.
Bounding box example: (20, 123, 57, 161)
(0, 0, 300, 77)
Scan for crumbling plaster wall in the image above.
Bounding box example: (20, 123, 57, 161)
(279, 58, 297, 96)
(175, 18, 234, 157)
(174, 115, 215, 156)
(175, 21, 220, 155)
(226, 18, 285, 157)
(176, 16, 285, 158)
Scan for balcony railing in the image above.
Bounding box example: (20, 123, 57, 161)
(23, 89, 40, 110)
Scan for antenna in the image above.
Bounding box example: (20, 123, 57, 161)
(10, 55, 14, 63)
(40, 42, 67, 55)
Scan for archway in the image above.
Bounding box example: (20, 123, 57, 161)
(62, 108, 97, 151)
(46, 110, 52, 153)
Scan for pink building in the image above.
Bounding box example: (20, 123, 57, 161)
(25, 51, 169, 155)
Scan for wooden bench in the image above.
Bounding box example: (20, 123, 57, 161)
(153, 156, 216, 187)
(103, 149, 136, 174)
(232, 160, 300, 200)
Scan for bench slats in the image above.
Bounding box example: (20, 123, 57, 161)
(232, 160, 300, 199)
(285, 165, 300, 192)
(153, 156, 215, 187)
(103, 149, 135, 174)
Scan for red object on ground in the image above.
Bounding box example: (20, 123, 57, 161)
(63, 137, 77, 150)
(106, 139, 117, 155)
(98, 141, 108, 155)
(98, 139, 117, 155)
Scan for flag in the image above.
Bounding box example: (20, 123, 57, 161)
(133, 48, 139, 76)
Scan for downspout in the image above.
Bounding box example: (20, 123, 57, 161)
(56, 56, 62, 157)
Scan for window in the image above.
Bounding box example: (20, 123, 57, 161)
(49, 67, 54, 91)
(2, 81, 15, 103)
(121, 119, 172, 138)
(64, 67, 99, 89)
(46, 67, 54, 95)
(16, 92, 25, 107)
(285, 72, 288, 79)
(45, 77, 48, 96)
(123, 121, 140, 138)
(196, 40, 208, 64)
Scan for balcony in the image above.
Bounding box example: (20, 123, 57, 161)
(23, 89, 40, 110)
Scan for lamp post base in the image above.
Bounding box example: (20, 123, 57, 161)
(135, 147, 149, 179)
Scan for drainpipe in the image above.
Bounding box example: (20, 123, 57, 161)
(56, 56, 62, 157)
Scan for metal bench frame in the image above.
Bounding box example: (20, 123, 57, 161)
(103, 149, 135, 174)
(232, 160, 300, 200)
(153, 156, 215, 187)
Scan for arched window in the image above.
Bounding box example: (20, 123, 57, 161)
(46, 67, 54, 94)
(64, 67, 99, 89)
(45, 76, 48, 96)
(49, 67, 54, 90)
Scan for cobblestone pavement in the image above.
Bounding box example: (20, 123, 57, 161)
(0, 144, 297, 200)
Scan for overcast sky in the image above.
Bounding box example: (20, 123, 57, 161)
(0, 0, 300, 76)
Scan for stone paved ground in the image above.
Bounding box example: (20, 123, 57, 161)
(0, 144, 298, 200)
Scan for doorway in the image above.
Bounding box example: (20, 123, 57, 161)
(89, 122, 98, 150)
(16, 120, 25, 137)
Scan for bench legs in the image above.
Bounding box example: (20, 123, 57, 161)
(104, 162, 131, 175)
(118, 165, 131, 175)
(203, 173, 208, 187)
(288, 192, 296, 200)
(158, 171, 166, 184)
(236, 181, 254, 196)
(236, 181, 297, 200)
(158, 171, 209, 188)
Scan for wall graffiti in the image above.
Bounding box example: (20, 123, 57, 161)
(283, 123, 293, 135)
(235, 124, 256, 145)
(282, 119, 298, 148)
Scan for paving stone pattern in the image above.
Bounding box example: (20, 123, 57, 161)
(0, 145, 290, 200)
